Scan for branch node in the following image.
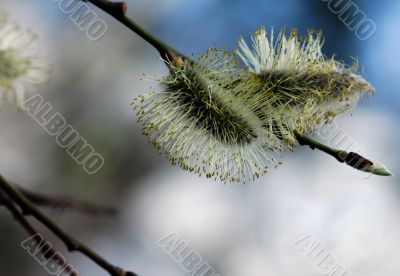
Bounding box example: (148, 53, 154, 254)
(109, 2, 128, 16)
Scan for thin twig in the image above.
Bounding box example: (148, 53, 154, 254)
(0, 190, 78, 275)
(0, 175, 137, 276)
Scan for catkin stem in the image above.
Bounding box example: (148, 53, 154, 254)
(294, 131, 343, 162)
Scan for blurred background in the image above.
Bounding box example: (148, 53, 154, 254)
(0, 0, 399, 275)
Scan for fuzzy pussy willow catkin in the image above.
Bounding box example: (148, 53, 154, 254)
(134, 49, 286, 183)
(133, 27, 374, 183)
(0, 12, 49, 107)
(237, 27, 374, 137)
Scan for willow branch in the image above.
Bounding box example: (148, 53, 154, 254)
(85, 0, 184, 62)
(0, 175, 137, 276)
(82, 1, 391, 176)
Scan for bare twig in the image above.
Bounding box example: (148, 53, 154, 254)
(0, 175, 137, 276)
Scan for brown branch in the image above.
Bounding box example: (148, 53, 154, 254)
(0, 175, 137, 276)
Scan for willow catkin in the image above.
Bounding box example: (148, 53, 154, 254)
(236, 27, 374, 137)
(0, 12, 49, 107)
(133, 49, 286, 183)
(133, 27, 375, 183)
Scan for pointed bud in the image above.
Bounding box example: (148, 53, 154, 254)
(339, 151, 392, 176)
(362, 161, 392, 176)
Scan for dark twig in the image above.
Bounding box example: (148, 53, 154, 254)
(0, 175, 137, 276)
(0, 190, 77, 275)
